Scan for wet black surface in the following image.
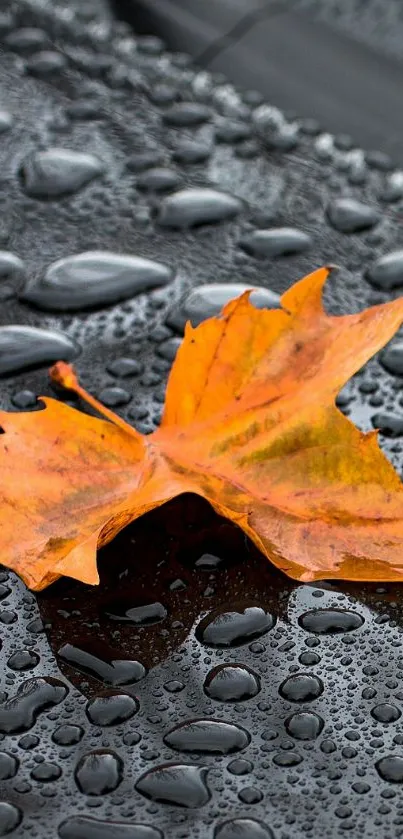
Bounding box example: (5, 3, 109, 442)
(3, 0, 403, 837)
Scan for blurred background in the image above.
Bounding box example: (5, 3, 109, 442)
(110, 0, 403, 163)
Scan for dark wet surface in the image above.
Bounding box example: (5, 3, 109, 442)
(2, 0, 403, 837)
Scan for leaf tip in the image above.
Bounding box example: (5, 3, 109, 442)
(49, 361, 79, 391)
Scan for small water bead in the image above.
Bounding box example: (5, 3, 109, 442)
(204, 664, 261, 702)
(136, 763, 211, 807)
(326, 198, 380, 233)
(240, 227, 312, 259)
(321, 740, 337, 754)
(7, 650, 39, 671)
(163, 719, 250, 754)
(157, 337, 182, 362)
(18, 735, 39, 750)
(75, 750, 124, 795)
(52, 725, 84, 746)
(163, 680, 185, 693)
(0, 802, 22, 836)
(21, 252, 173, 311)
(11, 390, 37, 409)
(58, 816, 163, 838)
(157, 189, 243, 228)
(196, 603, 275, 647)
(137, 167, 181, 193)
(26, 50, 67, 76)
(126, 151, 164, 172)
(371, 704, 401, 723)
(107, 358, 143, 378)
(279, 673, 323, 702)
(0, 112, 12, 134)
(162, 102, 212, 127)
(0, 325, 79, 376)
(285, 711, 324, 740)
(298, 609, 364, 634)
(0, 610, 17, 624)
(380, 342, 403, 376)
(272, 752, 302, 767)
(20, 148, 104, 199)
(299, 651, 320, 665)
(352, 782, 371, 794)
(86, 692, 139, 726)
(0, 752, 18, 780)
(167, 284, 280, 332)
(31, 761, 62, 782)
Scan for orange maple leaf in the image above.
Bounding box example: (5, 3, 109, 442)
(3, 266, 403, 591)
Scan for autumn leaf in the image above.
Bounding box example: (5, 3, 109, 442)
(3, 265, 403, 591)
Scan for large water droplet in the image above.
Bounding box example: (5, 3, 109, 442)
(20, 148, 104, 198)
(279, 673, 323, 702)
(86, 691, 139, 726)
(376, 755, 403, 782)
(0, 677, 68, 733)
(58, 817, 163, 839)
(371, 704, 401, 723)
(204, 664, 260, 702)
(136, 763, 210, 807)
(75, 750, 123, 795)
(285, 711, 324, 740)
(21, 251, 173, 311)
(298, 609, 364, 634)
(381, 342, 403, 376)
(157, 189, 242, 228)
(240, 227, 311, 258)
(214, 818, 274, 839)
(0, 325, 79, 375)
(58, 641, 146, 686)
(371, 412, 403, 437)
(0, 802, 22, 836)
(326, 198, 380, 233)
(164, 719, 250, 754)
(0, 752, 18, 780)
(167, 283, 280, 332)
(196, 603, 275, 646)
(366, 251, 403, 291)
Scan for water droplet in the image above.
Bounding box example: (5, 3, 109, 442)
(279, 673, 323, 702)
(107, 358, 142, 378)
(326, 198, 380, 233)
(157, 189, 242, 229)
(172, 140, 211, 164)
(31, 761, 62, 782)
(285, 711, 324, 740)
(371, 704, 401, 723)
(164, 719, 250, 754)
(215, 120, 252, 144)
(136, 763, 210, 807)
(0, 677, 68, 733)
(7, 650, 39, 671)
(20, 148, 104, 199)
(238, 786, 264, 803)
(162, 103, 211, 127)
(98, 386, 131, 407)
(0, 325, 79, 376)
(137, 167, 181, 193)
(86, 691, 139, 726)
(381, 342, 403, 376)
(0, 802, 22, 836)
(52, 724, 83, 746)
(75, 750, 123, 795)
(214, 819, 274, 839)
(376, 755, 403, 783)
(11, 389, 37, 409)
(272, 752, 302, 767)
(0, 252, 24, 283)
(0, 112, 12, 134)
(26, 50, 67, 76)
(240, 227, 312, 258)
(0, 752, 18, 780)
(167, 284, 280, 331)
(204, 664, 260, 702)
(371, 412, 403, 437)
(58, 816, 163, 839)
(126, 151, 164, 172)
(196, 603, 275, 646)
(104, 598, 167, 625)
(227, 758, 253, 775)
(195, 553, 224, 570)
(5, 26, 48, 51)
(380, 171, 403, 202)
(58, 641, 146, 686)
(366, 251, 403, 291)
(21, 251, 173, 311)
(298, 609, 364, 634)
